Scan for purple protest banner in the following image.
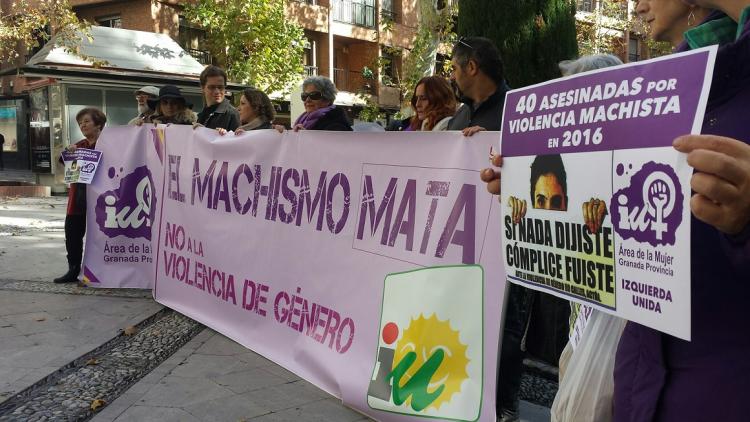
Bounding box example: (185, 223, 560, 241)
(152, 127, 505, 421)
(82, 126, 165, 288)
(500, 47, 717, 340)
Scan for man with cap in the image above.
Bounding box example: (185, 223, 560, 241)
(128, 86, 159, 125)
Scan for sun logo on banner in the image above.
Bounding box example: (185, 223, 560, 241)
(368, 265, 483, 421)
(387, 314, 469, 411)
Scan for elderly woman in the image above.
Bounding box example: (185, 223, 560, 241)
(279, 76, 352, 132)
(54, 108, 106, 283)
(144, 85, 197, 125)
(408, 76, 457, 131)
(218, 88, 275, 135)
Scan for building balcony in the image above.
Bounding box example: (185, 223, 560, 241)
(576, 0, 629, 20)
(304, 65, 319, 77)
(577, 0, 595, 13)
(332, 0, 376, 28)
(186, 48, 212, 65)
(333, 67, 372, 93)
(380, 9, 397, 24)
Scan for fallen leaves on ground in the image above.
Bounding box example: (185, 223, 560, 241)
(34, 317, 46, 322)
(85, 358, 98, 366)
(90, 399, 105, 411)
(123, 326, 138, 336)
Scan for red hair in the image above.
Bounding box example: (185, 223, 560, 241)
(409, 76, 457, 131)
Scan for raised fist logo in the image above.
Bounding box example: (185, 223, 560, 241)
(644, 172, 676, 241)
(611, 162, 683, 247)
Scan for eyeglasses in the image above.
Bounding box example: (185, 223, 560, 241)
(205, 85, 226, 92)
(301, 91, 323, 101)
(456, 37, 475, 50)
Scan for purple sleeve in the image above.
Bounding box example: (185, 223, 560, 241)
(722, 223, 750, 274)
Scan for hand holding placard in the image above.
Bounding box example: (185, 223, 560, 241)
(674, 134, 750, 235)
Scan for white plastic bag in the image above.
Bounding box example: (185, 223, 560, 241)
(551, 310, 627, 422)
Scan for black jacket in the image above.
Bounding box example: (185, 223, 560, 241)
(447, 81, 511, 131)
(197, 100, 241, 131)
(386, 117, 411, 131)
(309, 107, 352, 131)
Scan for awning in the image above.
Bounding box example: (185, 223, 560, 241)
(4, 26, 246, 91)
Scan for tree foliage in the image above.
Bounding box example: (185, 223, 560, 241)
(457, 0, 578, 88)
(575, 0, 635, 55)
(0, 0, 89, 62)
(399, 0, 457, 104)
(184, 0, 307, 93)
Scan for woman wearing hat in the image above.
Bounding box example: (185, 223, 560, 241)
(142, 85, 197, 125)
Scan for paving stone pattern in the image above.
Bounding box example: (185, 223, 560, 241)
(0, 291, 161, 405)
(0, 309, 203, 421)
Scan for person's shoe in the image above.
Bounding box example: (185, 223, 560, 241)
(53, 266, 80, 283)
(497, 408, 520, 422)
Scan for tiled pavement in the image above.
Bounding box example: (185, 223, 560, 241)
(0, 291, 161, 404)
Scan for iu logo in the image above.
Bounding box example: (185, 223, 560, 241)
(95, 166, 157, 240)
(610, 162, 683, 247)
(367, 266, 483, 421)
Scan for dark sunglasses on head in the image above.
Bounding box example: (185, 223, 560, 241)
(456, 36, 475, 50)
(301, 91, 323, 101)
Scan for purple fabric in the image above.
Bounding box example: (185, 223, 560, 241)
(294, 105, 335, 130)
(614, 13, 750, 422)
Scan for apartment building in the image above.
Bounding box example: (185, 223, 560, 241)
(288, 0, 416, 109)
(69, 0, 417, 111)
(65, 0, 416, 107)
(575, 0, 652, 62)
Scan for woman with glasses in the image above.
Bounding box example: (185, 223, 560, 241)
(143, 85, 197, 125)
(280, 76, 352, 132)
(408, 76, 457, 131)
